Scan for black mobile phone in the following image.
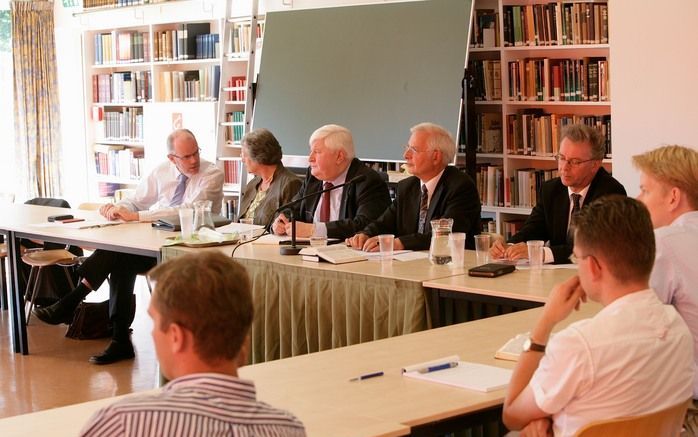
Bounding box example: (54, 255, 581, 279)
(47, 214, 74, 222)
(468, 263, 516, 278)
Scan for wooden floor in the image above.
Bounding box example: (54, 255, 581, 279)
(0, 279, 158, 419)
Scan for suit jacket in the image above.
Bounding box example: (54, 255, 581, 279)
(239, 164, 302, 226)
(509, 167, 627, 263)
(290, 158, 391, 239)
(362, 166, 482, 250)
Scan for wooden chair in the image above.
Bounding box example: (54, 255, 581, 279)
(23, 249, 80, 324)
(574, 398, 692, 437)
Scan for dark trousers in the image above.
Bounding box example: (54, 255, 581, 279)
(76, 249, 156, 341)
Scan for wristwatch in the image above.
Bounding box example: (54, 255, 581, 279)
(522, 337, 546, 353)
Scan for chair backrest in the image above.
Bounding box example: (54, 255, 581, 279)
(574, 398, 691, 437)
(25, 197, 71, 208)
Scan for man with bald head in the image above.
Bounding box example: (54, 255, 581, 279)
(35, 129, 224, 365)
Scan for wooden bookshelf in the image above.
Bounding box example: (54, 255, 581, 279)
(80, 1, 226, 201)
(468, 0, 612, 235)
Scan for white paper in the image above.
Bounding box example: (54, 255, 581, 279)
(404, 361, 512, 393)
(393, 251, 428, 262)
(217, 222, 265, 236)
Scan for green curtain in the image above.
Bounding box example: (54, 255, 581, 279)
(11, 1, 62, 198)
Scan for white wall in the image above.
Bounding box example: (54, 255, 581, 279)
(610, 0, 698, 196)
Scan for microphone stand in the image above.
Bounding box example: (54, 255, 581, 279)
(231, 174, 366, 258)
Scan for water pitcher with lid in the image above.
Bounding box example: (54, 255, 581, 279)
(429, 218, 454, 265)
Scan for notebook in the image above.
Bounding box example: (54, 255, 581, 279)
(403, 356, 512, 392)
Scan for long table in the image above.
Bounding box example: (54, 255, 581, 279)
(0, 304, 601, 437)
(0, 204, 175, 354)
(162, 243, 471, 363)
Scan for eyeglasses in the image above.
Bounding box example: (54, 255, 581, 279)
(170, 148, 201, 161)
(404, 144, 433, 154)
(569, 252, 592, 264)
(554, 154, 596, 167)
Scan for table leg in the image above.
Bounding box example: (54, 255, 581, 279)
(7, 231, 29, 354)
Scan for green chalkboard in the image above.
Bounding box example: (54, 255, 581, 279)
(253, 0, 473, 161)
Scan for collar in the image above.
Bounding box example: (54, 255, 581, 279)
(671, 210, 698, 227)
(326, 162, 350, 187)
(421, 168, 445, 198)
(567, 184, 591, 203)
(164, 373, 257, 402)
(596, 288, 656, 316)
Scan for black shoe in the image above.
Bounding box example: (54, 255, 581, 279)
(33, 302, 75, 325)
(89, 339, 135, 365)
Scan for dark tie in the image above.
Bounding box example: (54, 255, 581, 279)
(170, 173, 188, 207)
(418, 185, 429, 233)
(320, 182, 333, 223)
(567, 193, 582, 243)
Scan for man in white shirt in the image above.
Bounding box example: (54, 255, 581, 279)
(80, 251, 305, 437)
(633, 145, 698, 433)
(272, 124, 390, 239)
(34, 129, 224, 364)
(503, 195, 694, 437)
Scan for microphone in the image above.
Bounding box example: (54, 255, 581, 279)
(231, 173, 366, 258)
(272, 173, 366, 255)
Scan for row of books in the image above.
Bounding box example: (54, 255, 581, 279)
(98, 182, 122, 197)
(470, 59, 502, 102)
(503, 2, 609, 47)
(508, 57, 609, 102)
(94, 144, 144, 180)
(506, 111, 611, 157)
(152, 24, 219, 61)
(156, 66, 220, 102)
(227, 76, 247, 102)
(502, 219, 525, 241)
(221, 198, 239, 221)
(223, 160, 241, 184)
(92, 71, 152, 103)
(102, 108, 144, 141)
(94, 31, 148, 65)
(224, 112, 245, 145)
(229, 22, 264, 54)
(474, 113, 503, 154)
(470, 9, 499, 49)
(476, 165, 558, 208)
(84, 0, 169, 8)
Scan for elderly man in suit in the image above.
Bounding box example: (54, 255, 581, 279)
(272, 124, 391, 240)
(490, 123, 626, 264)
(347, 122, 481, 251)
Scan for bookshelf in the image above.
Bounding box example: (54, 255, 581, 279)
(215, 0, 263, 219)
(468, 0, 611, 237)
(79, 1, 225, 201)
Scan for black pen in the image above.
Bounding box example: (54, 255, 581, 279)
(349, 371, 384, 382)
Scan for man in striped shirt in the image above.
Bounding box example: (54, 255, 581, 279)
(80, 252, 306, 437)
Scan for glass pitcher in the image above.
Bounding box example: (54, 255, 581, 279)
(193, 200, 215, 234)
(429, 218, 454, 265)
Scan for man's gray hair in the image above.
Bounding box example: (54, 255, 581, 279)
(309, 124, 355, 160)
(410, 122, 456, 166)
(166, 128, 197, 154)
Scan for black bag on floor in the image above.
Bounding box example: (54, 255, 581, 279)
(65, 295, 136, 340)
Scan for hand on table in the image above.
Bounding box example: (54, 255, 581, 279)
(489, 240, 528, 260)
(273, 213, 289, 235)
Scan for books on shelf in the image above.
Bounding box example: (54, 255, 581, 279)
(502, 218, 526, 241)
(475, 113, 503, 153)
(298, 245, 367, 264)
(224, 112, 245, 144)
(227, 76, 247, 101)
(94, 31, 149, 65)
(101, 107, 144, 141)
(507, 57, 609, 102)
(470, 59, 502, 101)
(94, 144, 144, 180)
(229, 21, 265, 55)
(502, 2, 608, 47)
(83, 0, 170, 9)
(477, 166, 558, 209)
(153, 24, 218, 62)
(92, 71, 152, 103)
(506, 112, 611, 158)
(223, 160, 241, 185)
(157, 66, 220, 102)
(470, 9, 499, 48)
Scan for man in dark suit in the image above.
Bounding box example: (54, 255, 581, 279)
(272, 124, 391, 240)
(490, 123, 626, 264)
(347, 122, 481, 251)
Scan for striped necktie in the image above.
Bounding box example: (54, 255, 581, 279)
(418, 185, 429, 233)
(170, 173, 188, 207)
(567, 193, 582, 243)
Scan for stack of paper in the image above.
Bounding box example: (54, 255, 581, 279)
(403, 355, 512, 392)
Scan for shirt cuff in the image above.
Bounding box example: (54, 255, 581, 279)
(313, 222, 328, 238)
(543, 247, 554, 264)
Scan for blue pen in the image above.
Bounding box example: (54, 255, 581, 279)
(349, 371, 384, 382)
(418, 362, 458, 374)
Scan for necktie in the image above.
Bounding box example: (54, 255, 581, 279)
(170, 173, 188, 207)
(320, 182, 333, 223)
(567, 193, 582, 243)
(418, 185, 429, 233)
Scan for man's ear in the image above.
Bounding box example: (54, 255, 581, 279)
(588, 254, 604, 282)
(168, 322, 187, 354)
(236, 335, 251, 368)
(167, 154, 176, 166)
(667, 186, 682, 212)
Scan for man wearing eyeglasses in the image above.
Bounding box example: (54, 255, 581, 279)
(490, 123, 626, 264)
(34, 128, 224, 365)
(347, 122, 481, 251)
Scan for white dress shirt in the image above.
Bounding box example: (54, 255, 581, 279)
(530, 289, 694, 437)
(651, 210, 698, 397)
(312, 165, 349, 238)
(117, 159, 224, 222)
(542, 185, 590, 264)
